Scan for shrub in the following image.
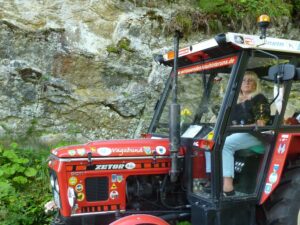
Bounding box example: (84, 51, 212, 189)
(0, 143, 52, 225)
(199, 0, 293, 23)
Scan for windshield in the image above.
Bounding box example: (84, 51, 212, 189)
(150, 57, 234, 138)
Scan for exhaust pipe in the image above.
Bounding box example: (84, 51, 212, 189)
(169, 103, 180, 182)
(169, 30, 182, 182)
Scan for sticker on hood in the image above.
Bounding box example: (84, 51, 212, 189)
(156, 146, 166, 155)
(97, 147, 112, 156)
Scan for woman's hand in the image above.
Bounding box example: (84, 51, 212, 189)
(256, 119, 266, 126)
(230, 120, 266, 127)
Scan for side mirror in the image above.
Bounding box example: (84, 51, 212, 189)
(266, 64, 295, 82)
(153, 54, 165, 65)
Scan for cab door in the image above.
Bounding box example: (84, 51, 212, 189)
(218, 51, 297, 198)
(190, 50, 298, 225)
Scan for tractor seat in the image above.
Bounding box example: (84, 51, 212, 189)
(249, 144, 265, 154)
(235, 144, 265, 157)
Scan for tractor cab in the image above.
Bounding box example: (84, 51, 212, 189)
(148, 29, 300, 224)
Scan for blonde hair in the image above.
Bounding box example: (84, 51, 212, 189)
(237, 71, 261, 103)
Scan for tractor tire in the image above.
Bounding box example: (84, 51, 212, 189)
(109, 214, 170, 225)
(264, 167, 300, 225)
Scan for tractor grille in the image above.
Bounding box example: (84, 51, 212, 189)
(85, 177, 108, 201)
(81, 204, 120, 213)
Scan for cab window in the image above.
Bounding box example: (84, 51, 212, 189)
(155, 69, 231, 138)
(282, 81, 300, 126)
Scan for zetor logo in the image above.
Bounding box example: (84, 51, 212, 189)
(95, 162, 136, 170)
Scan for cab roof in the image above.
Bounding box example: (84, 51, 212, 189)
(161, 32, 300, 67)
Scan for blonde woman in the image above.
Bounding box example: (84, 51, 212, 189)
(205, 71, 270, 196)
(223, 71, 270, 196)
(232, 71, 267, 126)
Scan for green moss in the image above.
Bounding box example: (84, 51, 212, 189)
(146, 10, 164, 24)
(208, 19, 220, 33)
(175, 14, 193, 34)
(66, 123, 82, 135)
(199, 0, 293, 23)
(106, 44, 120, 54)
(26, 118, 38, 136)
(117, 37, 134, 52)
(106, 37, 134, 54)
(165, 10, 205, 37)
(199, 0, 225, 14)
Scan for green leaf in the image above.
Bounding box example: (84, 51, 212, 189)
(2, 150, 30, 164)
(10, 143, 18, 150)
(0, 181, 14, 197)
(199, 0, 225, 13)
(24, 168, 37, 177)
(12, 176, 28, 184)
(13, 164, 26, 173)
(3, 150, 18, 161)
(15, 158, 29, 164)
(3, 165, 17, 176)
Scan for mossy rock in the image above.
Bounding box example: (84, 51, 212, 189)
(106, 44, 121, 54)
(117, 37, 134, 52)
(106, 37, 134, 54)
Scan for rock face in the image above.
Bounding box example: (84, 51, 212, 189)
(0, 0, 184, 143)
(0, 0, 299, 144)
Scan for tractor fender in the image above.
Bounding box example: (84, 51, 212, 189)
(109, 214, 169, 225)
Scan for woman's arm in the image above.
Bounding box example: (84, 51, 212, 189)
(256, 119, 267, 126)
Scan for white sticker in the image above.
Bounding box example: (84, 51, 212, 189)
(268, 172, 278, 184)
(97, 147, 112, 156)
(264, 183, 272, 194)
(193, 141, 199, 147)
(125, 162, 136, 169)
(278, 143, 286, 154)
(77, 148, 86, 156)
(156, 146, 166, 155)
(68, 150, 76, 156)
(117, 175, 123, 183)
(110, 190, 119, 200)
(296, 114, 300, 123)
(181, 125, 202, 138)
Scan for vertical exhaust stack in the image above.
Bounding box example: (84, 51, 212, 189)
(169, 30, 183, 182)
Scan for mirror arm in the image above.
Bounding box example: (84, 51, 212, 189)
(255, 49, 281, 106)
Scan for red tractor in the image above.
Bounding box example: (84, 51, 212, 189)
(47, 16, 300, 225)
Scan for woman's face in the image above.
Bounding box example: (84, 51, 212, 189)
(241, 75, 257, 94)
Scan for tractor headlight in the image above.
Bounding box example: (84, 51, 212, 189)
(67, 187, 76, 208)
(50, 174, 55, 188)
(49, 171, 61, 209)
(53, 189, 61, 209)
(54, 179, 60, 192)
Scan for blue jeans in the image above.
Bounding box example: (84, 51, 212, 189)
(205, 133, 262, 178)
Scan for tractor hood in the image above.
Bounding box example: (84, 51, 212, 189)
(51, 138, 171, 158)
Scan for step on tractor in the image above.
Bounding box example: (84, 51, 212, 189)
(47, 15, 300, 225)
